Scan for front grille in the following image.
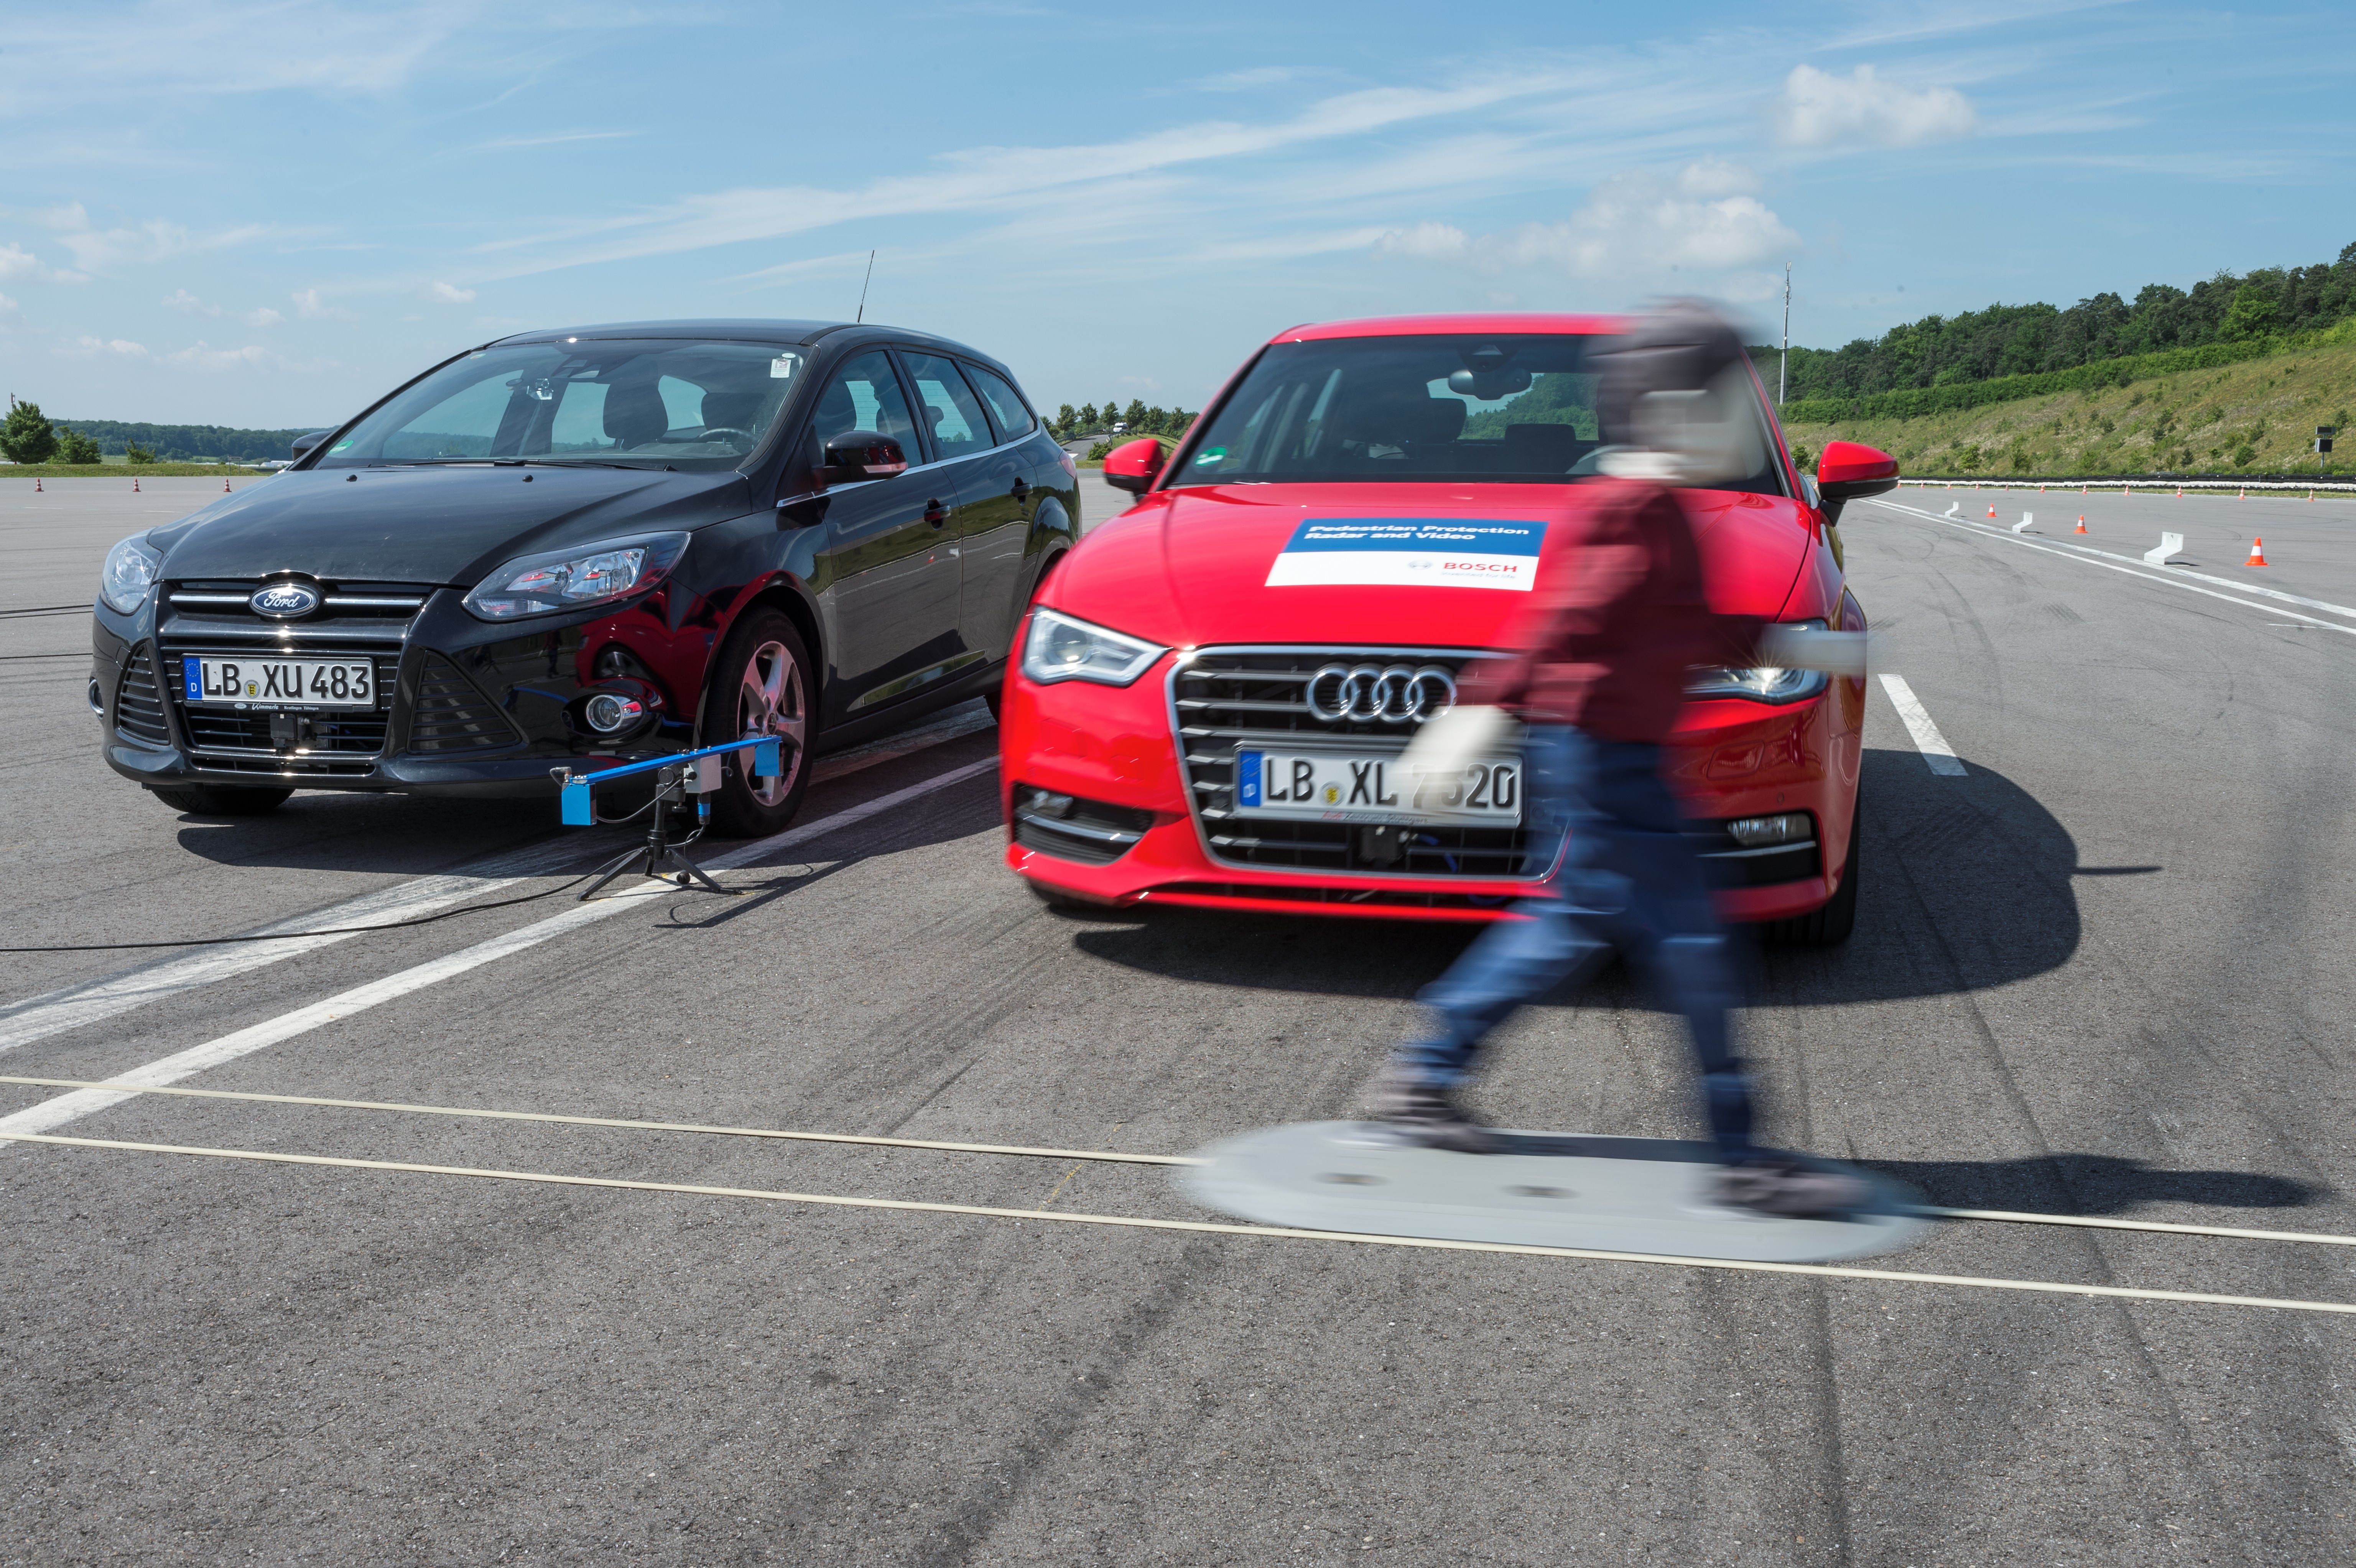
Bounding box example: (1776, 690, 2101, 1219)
(1010, 786, 1155, 865)
(406, 655, 525, 754)
(112, 647, 172, 746)
(160, 579, 434, 643)
(1171, 647, 1540, 879)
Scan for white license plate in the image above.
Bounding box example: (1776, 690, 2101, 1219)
(1234, 747, 1522, 827)
(183, 655, 377, 709)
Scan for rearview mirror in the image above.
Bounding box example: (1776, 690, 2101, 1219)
(813, 431, 908, 489)
(290, 429, 332, 461)
(1102, 437, 1166, 495)
(1814, 440, 1899, 524)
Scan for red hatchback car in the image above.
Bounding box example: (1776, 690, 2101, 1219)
(996, 314, 1896, 941)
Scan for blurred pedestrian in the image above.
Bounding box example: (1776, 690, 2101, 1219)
(1367, 303, 1868, 1218)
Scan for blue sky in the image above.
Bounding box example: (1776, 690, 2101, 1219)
(3, 0, 2350, 429)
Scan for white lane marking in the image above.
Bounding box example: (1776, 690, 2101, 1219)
(0, 839, 591, 1055)
(811, 700, 995, 784)
(0, 707, 996, 1052)
(1866, 499, 2356, 635)
(1878, 675, 1967, 776)
(0, 757, 997, 1143)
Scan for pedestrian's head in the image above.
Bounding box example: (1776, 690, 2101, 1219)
(1597, 302, 1759, 485)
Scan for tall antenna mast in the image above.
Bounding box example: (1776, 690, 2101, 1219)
(1780, 262, 1791, 406)
(856, 251, 875, 324)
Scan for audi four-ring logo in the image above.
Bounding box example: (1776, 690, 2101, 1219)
(1303, 663, 1457, 725)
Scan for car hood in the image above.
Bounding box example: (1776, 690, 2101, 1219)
(144, 465, 754, 585)
(1048, 482, 1815, 649)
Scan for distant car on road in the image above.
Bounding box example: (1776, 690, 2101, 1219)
(996, 313, 1895, 942)
(1110, 421, 1127, 434)
(90, 318, 1077, 832)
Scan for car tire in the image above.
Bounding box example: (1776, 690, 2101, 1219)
(146, 784, 292, 816)
(1761, 792, 1860, 947)
(702, 607, 814, 839)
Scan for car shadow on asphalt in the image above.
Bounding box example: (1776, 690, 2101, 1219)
(1859, 1153, 2325, 1215)
(1064, 748, 2085, 1009)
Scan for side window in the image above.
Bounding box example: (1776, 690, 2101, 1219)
(963, 364, 1035, 443)
(902, 352, 990, 459)
(811, 350, 921, 458)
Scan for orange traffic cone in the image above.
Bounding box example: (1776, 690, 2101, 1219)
(223, 476, 232, 492)
(1986, 504, 1997, 519)
(2075, 515, 2087, 533)
(132, 477, 140, 492)
(33, 477, 42, 492)
(2175, 485, 2183, 498)
(2238, 487, 2246, 499)
(2246, 538, 2268, 566)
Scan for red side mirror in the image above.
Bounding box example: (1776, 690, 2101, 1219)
(1814, 440, 1899, 522)
(1101, 437, 1166, 495)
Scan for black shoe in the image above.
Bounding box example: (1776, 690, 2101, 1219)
(1714, 1160, 1870, 1219)
(1366, 1068, 1500, 1154)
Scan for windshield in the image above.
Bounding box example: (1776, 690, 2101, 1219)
(316, 339, 807, 471)
(1177, 333, 1784, 493)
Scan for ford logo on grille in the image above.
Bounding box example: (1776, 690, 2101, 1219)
(249, 581, 322, 618)
(1304, 663, 1457, 725)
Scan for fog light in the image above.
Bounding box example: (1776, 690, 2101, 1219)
(583, 692, 645, 734)
(1027, 789, 1075, 819)
(1726, 812, 1810, 847)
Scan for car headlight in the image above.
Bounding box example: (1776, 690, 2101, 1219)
(463, 533, 689, 621)
(1020, 607, 1168, 686)
(1686, 619, 1831, 704)
(99, 534, 162, 615)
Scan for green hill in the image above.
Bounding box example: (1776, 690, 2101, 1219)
(50, 419, 316, 464)
(1778, 320, 2356, 478)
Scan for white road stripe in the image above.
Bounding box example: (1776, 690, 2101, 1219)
(1864, 499, 2356, 636)
(0, 839, 590, 1055)
(1878, 675, 1967, 776)
(0, 757, 998, 1143)
(0, 709, 998, 1053)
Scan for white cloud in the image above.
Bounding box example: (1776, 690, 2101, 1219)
(1774, 64, 1977, 148)
(466, 129, 639, 152)
(163, 288, 220, 316)
(165, 341, 278, 370)
(1378, 161, 1797, 281)
(0, 242, 89, 284)
(428, 281, 477, 304)
(292, 288, 350, 320)
(244, 306, 283, 327)
(65, 336, 150, 357)
(0, 292, 17, 315)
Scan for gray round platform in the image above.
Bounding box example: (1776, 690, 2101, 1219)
(1178, 1122, 1929, 1264)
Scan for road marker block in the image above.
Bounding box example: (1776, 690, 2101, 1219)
(2012, 512, 2034, 534)
(1943, 502, 1959, 518)
(2143, 532, 2185, 566)
(2246, 538, 2269, 566)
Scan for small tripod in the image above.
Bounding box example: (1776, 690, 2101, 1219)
(577, 763, 729, 901)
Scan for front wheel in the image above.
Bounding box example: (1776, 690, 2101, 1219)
(1760, 793, 1859, 947)
(702, 607, 814, 838)
(146, 784, 292, 816)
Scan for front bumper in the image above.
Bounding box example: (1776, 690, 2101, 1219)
(999, 649, 1864, 924)
(90, 582, 707, 797)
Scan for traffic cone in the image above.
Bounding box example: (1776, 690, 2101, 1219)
(2246, 538, 2268, 566)
(223, 476, 232, 492)
(132, 477, 140, 492)
(2238, 487, 2245, 500)
(33, 477, 42, 492)
(2175, 485, 2183, 498)
(2075, 515, 2087, 533)
(1986, 504, 1997, 519)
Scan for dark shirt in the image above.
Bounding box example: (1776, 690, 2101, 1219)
(1458, 477, 1759, 742)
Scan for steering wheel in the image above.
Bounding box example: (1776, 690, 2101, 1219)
(698, 426, 755, 446)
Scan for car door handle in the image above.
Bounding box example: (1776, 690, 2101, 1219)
(1009, 477, 1031, 502)
(924, 499, 949, 527)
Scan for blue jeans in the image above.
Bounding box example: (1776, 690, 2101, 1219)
(1396, 725, 1754, 1162)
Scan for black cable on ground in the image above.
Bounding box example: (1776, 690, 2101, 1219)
(0, 872, 609, 953)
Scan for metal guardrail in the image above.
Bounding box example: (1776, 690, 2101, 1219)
(1899, 476, 2354, 495)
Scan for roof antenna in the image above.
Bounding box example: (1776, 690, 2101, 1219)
(856, 250, 875, 324)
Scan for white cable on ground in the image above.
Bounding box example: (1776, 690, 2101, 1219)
(5, 1075, 2353, 1249)
(11, 1131, 2354, 1316)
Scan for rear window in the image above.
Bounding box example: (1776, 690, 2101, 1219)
(1176, 333, 1784, 494)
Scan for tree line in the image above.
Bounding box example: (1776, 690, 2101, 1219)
(1048, 400, 1197, 441)
(1758, 241, 2356, 402)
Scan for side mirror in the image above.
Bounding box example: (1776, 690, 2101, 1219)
(290, 429, 332, 461)
(813, 431, 909, 490)
(1814, 440, 1899, 524)
(1101, 437, 1166, 495)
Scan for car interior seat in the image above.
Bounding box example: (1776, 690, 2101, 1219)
(697, 390, 765, 437)
(1503, 422, 1590, 472)
(601, 382, 670, 450)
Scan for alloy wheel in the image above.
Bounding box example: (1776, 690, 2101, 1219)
(734, 639, 808, 807)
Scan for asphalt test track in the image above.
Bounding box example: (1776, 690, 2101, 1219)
(6, 476, 2356, 1565)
